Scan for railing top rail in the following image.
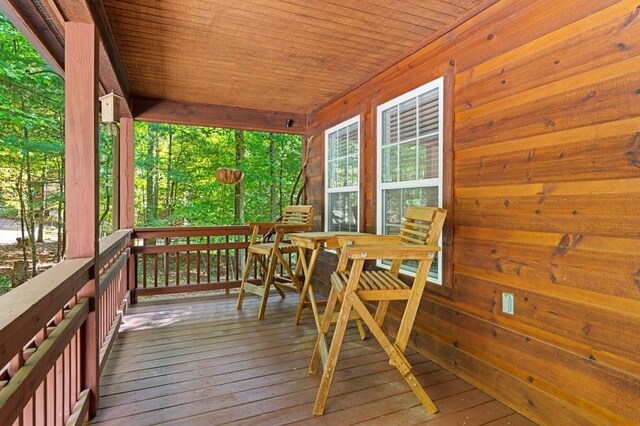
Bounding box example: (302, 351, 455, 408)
(98, 229, 132, 271)
(0, 257, 93, 370)
(133, 225, 270, 239)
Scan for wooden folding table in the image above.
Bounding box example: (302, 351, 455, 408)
(289, 231, 364, 334)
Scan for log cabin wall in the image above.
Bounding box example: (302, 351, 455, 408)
(304, 0, 640, 424)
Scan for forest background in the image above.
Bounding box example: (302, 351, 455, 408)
(0, 12, 302, 293)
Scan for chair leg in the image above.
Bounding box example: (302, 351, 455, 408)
(258, 251, 279, 320)
(312, 292, 354, 416)
(295, 247, 319, 326)
(355, 319, 367, 340)
(374, 300, 390, 327)
(309, 284, 339, 375)
(350, 295, 438, 415)
(236, 251, 254, 310)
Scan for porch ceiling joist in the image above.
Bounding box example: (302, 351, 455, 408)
(132, 96, 307, 135)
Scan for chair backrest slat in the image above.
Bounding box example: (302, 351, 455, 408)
(398, 207, 446, 246)
(282, 205, 314, 225)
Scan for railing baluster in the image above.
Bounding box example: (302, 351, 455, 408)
(225, 235, 230, 283)
(176, 252, 180, 286)
(207, 236, 211, 285)
(197, 248, 201, 284)
(188, 237, 192, 285)
(142, 248, 147, 289)
(165, 238, 170, 287)
(154, 252, 159, 288)
(216, 242, 221, 284)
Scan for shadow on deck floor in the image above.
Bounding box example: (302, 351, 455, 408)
(91, 293, 536, 425)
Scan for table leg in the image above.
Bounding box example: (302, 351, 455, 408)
(295, 246, 319, 327)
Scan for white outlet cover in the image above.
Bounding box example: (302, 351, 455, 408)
(502, 293, 515, 315)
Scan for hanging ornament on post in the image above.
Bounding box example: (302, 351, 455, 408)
(216, 167, 244, 184)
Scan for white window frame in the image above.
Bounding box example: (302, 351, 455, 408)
(376, 77, 444, 284)
(325, 115, 361, 233)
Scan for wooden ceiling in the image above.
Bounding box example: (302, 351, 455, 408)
(102, 0, 485, 114)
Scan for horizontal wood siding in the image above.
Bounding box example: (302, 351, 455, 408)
(305, 0, 640, 424)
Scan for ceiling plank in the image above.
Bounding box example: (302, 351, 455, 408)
(0, 0, 64, 74)
(132, 96, 307, 135)
(101, 0, 484, 113)
(53, 0, 131, 115)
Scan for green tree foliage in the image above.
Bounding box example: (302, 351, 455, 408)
(0, 11, 303, 291)
(133, 122, 302, 227)
(0, 13, 65, 270)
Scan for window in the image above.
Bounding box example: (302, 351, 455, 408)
(377, 77, 444, 283)
(325, 116, 360, 232)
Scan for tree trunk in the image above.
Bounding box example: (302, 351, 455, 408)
(146, 126, 158, 223)
(37, 155, 47, 242)
(269, 133, 277, 220)
(166, 125, 173, 218)
(279, 136, 284, 213)
(23, 129, 38, 277)
(234, 130, 245, 224)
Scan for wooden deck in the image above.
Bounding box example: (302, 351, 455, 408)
(91, 293, 536, 425)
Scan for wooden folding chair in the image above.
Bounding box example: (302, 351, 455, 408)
(237, 205, 314, 319)
(309, 206, 447, 416)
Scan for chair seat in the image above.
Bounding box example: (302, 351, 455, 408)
(248, 242, 297, 255)
(331, 270, 411, 301)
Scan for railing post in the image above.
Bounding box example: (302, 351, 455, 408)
(65, 21, 100, 418)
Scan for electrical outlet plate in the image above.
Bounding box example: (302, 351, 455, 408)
(502, 293, 515, 315)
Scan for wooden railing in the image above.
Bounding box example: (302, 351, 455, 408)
(0, 229, 131, 425)
(0, 225, 300, 424)
(131, 225, 273, 298)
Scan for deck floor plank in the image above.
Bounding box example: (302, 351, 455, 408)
(92, 293, 536, 425)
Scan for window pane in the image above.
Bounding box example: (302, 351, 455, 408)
(418, 135, 439, 179)
(382, 186, 440, 278)
(328, 132, 337, 161)
(347, 122, 358, 155)
(424, 185, 439, 207)
(383, 188, 402, 235)
(399, 98, 417, 142)
(382, 107, 398, 146)
(347, 154, 358, 187)
(328, 191, 358, 232)
(381, 145, 398, 183)
(328, 160, 336, 188)
(399, 141, 417, 181)
(418, 90, 439, 136)
(337, 127, 348, 158)
(335, 158, 347, 187)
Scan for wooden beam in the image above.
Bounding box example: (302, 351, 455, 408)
(118, 117, 134, 228)
(0, 0, 64, 74)
(38, 0, 131, 115)
(64, 21, 100, 417)
(132, 96, 307, 135)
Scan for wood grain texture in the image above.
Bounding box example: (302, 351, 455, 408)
(90, 294, 529, 425)
(99, 0, 483, 113)
(132, 96, 306, 134)
(118, 117, 134, 228)
(304, 0, 640, 424)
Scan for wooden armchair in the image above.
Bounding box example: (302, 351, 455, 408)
(309, 206, 447, 416)
(237, 205, 315, 319)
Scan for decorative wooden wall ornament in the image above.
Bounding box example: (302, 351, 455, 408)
(215, 168, 244, 184)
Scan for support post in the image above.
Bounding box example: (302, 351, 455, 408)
(65, 21, 99, 418)
(119, 117, 134, 229)
(119, 117, 136, 303)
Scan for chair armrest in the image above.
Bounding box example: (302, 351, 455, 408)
(336, 234, 401, 247)
(274, 223, 313, 233)
(344, 244, 440, 260)
(248, 221, 280, 228)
